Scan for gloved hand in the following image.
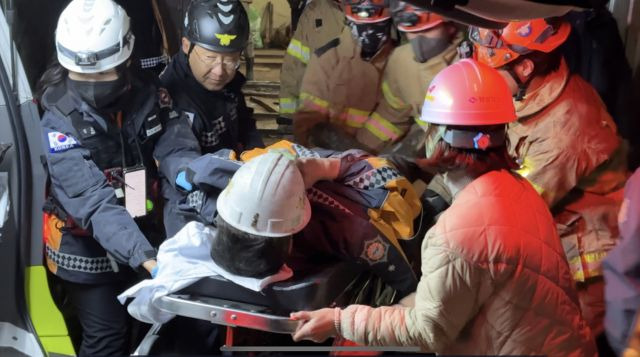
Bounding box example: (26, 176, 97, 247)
(175, 171, 193, 192)
(142, 259, 158, 278)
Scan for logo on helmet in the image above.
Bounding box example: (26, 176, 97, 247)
(517, 23, 532, 37)
(216, 33, 237, 46)
(473, 132, 491, 150)
(425, 85, 436, 102)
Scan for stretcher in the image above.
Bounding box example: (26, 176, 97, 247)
(133, 262, 365, 355)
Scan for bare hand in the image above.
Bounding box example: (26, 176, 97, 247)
(142, 259, 157, 274)
(290, 308, 336, 342)
(295, 158, 340, 189)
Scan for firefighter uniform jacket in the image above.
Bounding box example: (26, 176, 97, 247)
(176, 140, 424, 297)
(507, 58, 628, 334)
(40, 74, 202, 284)
(293, 27, 394, 149)
(355, 34, 460, 153)
(278, 0, 345, 117)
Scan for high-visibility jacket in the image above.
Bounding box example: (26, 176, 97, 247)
(508, 58, 628, 334)
(278, 0, 345, 117)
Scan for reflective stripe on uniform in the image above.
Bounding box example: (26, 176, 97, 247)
(340, 108, 370, 128)
(414, 117, 429, 130)
(568, 251, 608, 282)
(279, 97, 299, 114)
(45, 244, 114, 274)
(299, 92, 330, 114)
(286, 39, 311, 64)
(364, 112, 403, 142)
(381, 81, 406, 110)
(516, 157, 544, 194)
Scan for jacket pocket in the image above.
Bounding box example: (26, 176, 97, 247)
(49, 150, 104, 198)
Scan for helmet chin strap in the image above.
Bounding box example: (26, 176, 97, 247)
(503, 64, 533, 102)
(187, 42, 196, 61)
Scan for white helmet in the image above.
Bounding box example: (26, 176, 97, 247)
(55, 0, 134, 73)
(217, 152, 312, 237)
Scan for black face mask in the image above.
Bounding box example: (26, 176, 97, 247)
(409, 36, 451, 63)
(68, 73, 130, 110)
(350, 21, 391, 60)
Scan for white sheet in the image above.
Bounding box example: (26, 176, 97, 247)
(118, 221, 293, 324)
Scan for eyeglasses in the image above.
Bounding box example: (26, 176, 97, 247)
(192, 49, 240, 72)
(468, 27, 504, 49)
(468, 25, 557, 56)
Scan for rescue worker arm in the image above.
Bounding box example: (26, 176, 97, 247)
(153, 111, 202, 189)
(296, 157, 341, 188)
(355, 79, 414, 153)
(384, 155, 435, 183)
(293, 54, 332, 146)
(237, 93, 265, 150)
(279, 31, 310, 117)
(338, 248, 494, 351)
(41, 115, 156, 269)
(180, 151, 242, 192)
(308, 122, 371, 152)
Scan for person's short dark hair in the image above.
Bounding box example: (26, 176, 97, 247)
(424, 124, 519, 175)
(514, 47, 564, 78)
(211, 215, 292, 279)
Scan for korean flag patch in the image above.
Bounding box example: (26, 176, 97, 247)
(48, 131, 79, 153)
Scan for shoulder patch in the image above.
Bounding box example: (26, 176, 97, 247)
(47, 131, 79, 153)
(314, 38, 340, 58)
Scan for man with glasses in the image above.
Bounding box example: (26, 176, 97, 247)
(160, 0, 264, 237)
(160, 0, 263, 156)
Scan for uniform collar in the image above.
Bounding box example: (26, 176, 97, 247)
(514, 58, 570, 119)
(417, 30, 462, 70)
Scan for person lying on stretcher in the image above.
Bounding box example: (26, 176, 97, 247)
(174, 140, 428, 301)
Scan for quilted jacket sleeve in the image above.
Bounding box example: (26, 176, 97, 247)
(338, 244, 495, 352)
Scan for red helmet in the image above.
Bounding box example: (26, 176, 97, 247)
(391, 0, 445, 32)
(390, 0, 444, 32)
(343, 0, 391, 23)
(470, 18, 571, 68)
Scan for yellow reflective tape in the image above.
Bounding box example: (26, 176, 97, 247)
(299, 92, 330, 113)
(279, 97, 299, 114)
(286, 39, 311, 64)
(381, 81, 406, 110)
(568, 251, 608, 281)
(516, 157, 544, 194)
(300, 92, 329, 107)
(414, 117, 429, 130)
(364, 113, 403, 141)
(341, 108, 370, 128)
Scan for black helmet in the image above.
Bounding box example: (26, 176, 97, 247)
(184, 0, 250, 53)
